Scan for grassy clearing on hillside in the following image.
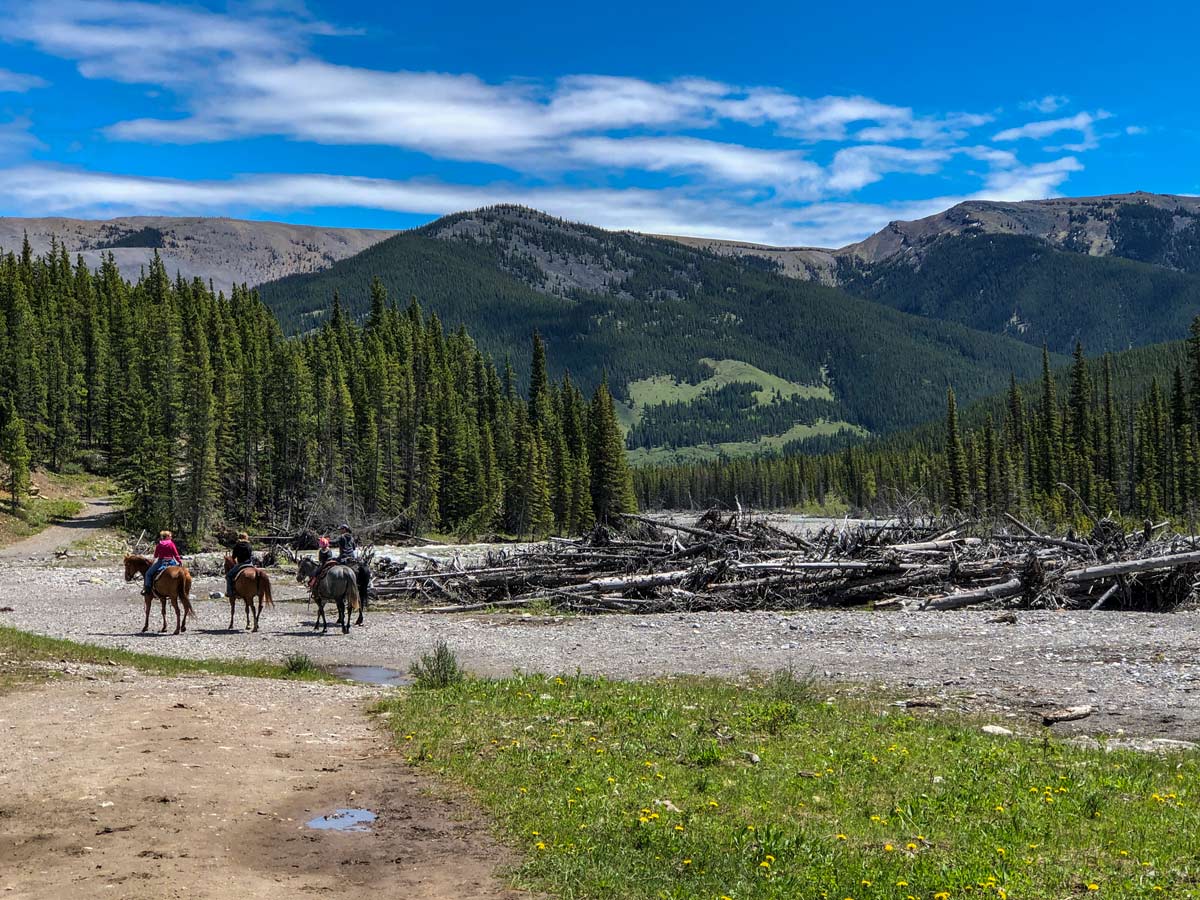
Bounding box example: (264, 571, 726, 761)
(627, 419, 866, 466)
(0, 625, 336, 689)
(383, 673, 1200, 900)
(625, 359, 832, 417)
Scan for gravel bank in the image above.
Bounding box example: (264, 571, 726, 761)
(2, 558, 1199, 742)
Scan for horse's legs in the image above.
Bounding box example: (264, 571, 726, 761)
(355, 602, 364, 626)
(338, 598, 349, 634)
(315, 600, 327, 632)
(228, 596, 235, 631)
(243, 597, 251, 630)
(251, 597, 261, 633)
(141, 593, 151, 633)
(170, 596, 182, 635)
(159, 595, 168, 632)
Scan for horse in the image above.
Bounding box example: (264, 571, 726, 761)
(223, 556, 274, 632)
(296, 556, 361, 634)
(123, 555, 194, 635)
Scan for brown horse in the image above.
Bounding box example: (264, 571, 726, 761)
(123, 555, 194, 634)
(223, 556, 274, 632)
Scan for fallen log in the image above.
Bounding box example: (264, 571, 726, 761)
(922, 577, 1023, 611)
(1063, 550, 1200, 583)
(619, 513, 752, 543)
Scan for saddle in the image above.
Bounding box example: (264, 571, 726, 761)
(147, 561, 183, 595)
(309, 559, 341, 589)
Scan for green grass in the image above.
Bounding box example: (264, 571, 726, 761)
(626, 419, 867, 466)
(621, 359, 833, 432)
(0, 625, 337, 686)
(382, 673, 1200, 900)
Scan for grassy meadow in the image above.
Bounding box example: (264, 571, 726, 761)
(383, 672, 1200, 900)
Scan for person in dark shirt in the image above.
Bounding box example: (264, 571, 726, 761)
(334, 523, 371, 603)
(335, 524, 356, 559)
(225, 532, 254, 598)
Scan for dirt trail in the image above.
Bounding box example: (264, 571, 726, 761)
(0, 671, 526, 899)
(0, 497, 118, 561)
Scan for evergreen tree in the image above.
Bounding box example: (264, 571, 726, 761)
(0, 401, 30, 511)
(944, 387, 969, 511)
(588, 380, 636, 522)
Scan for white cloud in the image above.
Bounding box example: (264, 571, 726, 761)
(993, 110, 1112, 143)
(827, 145, 952, 192)
(567, 136, 823, 191)
(1021, 95, 1069, 114)
(0, 158, 1088, 249)
(978, 156, 1082, 199)
(0, 117, 43, 160)
(0, 68, 46, 92)
(0, 0, 1122, 248)
(1, 0, 994, 172)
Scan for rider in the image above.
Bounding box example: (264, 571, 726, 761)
(335, 523, 371, 600)
(145, 530, 181, 598)
(309, 535, 334, 594)
(225, 532, 254, 598)
(334, 523, 356, 560)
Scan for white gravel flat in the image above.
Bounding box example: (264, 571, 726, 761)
(3, 555, 1199, 742)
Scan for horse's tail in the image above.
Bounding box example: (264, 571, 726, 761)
(180, 571, 195, 617)
(259, 571, 274, 607)
(345, 579, 360, 613)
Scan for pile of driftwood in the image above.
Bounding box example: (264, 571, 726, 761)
(369, 510, 1200, 615)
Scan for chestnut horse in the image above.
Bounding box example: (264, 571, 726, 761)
(223, 556, 274, 632)
(123, 555, 194, 634)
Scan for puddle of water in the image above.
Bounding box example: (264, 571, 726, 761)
(333, 665, 411, 686)
(306, 808, 377, 832)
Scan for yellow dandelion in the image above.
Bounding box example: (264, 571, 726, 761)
(884, 844, 895, 852)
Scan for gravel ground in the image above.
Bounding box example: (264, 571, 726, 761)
(3, 556, 1200, 743)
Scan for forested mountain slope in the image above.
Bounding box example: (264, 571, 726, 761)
(837, 233, 1200, 354)
(257, 206, 1050, 448)
(635, 329, 1200, 522)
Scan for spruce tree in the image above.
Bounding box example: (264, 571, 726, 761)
(0, 401, 31, 512)
(944, 388, 969, 511)
(588, 380, 637, 522)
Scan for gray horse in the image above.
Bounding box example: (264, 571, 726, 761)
(296, 557, 362, 634)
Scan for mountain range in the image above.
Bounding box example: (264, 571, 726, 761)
(5, 191, 1200, 463)
(0, 216, 395, 295)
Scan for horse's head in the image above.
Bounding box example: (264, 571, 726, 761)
(123, 554, 146, 582)
(296, 557, 317, 583)
(224, 555, 235, 573)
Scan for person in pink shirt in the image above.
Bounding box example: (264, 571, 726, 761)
(145, 530, 181, 597)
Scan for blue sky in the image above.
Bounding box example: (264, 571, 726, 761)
(0, 0, 1193, 247)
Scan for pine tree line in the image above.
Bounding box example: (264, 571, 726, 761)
(636, 325, 1200, 526)
(0, 241, 635, 538)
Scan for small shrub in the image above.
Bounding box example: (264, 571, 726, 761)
(765, 665, 819, 705)
(686, 738, 722, 767)
(741, 698, 799, 734)
(283, 652, 320, 676)
(409, 640, 464, 689)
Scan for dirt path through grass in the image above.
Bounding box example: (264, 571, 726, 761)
(0, 670, 527, 899)
(0, 497, 118, 560)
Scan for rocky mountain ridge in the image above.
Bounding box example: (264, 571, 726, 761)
(0, 215, 397, 294)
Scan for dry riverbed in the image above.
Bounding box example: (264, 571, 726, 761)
(2, 552, 1199, 743)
